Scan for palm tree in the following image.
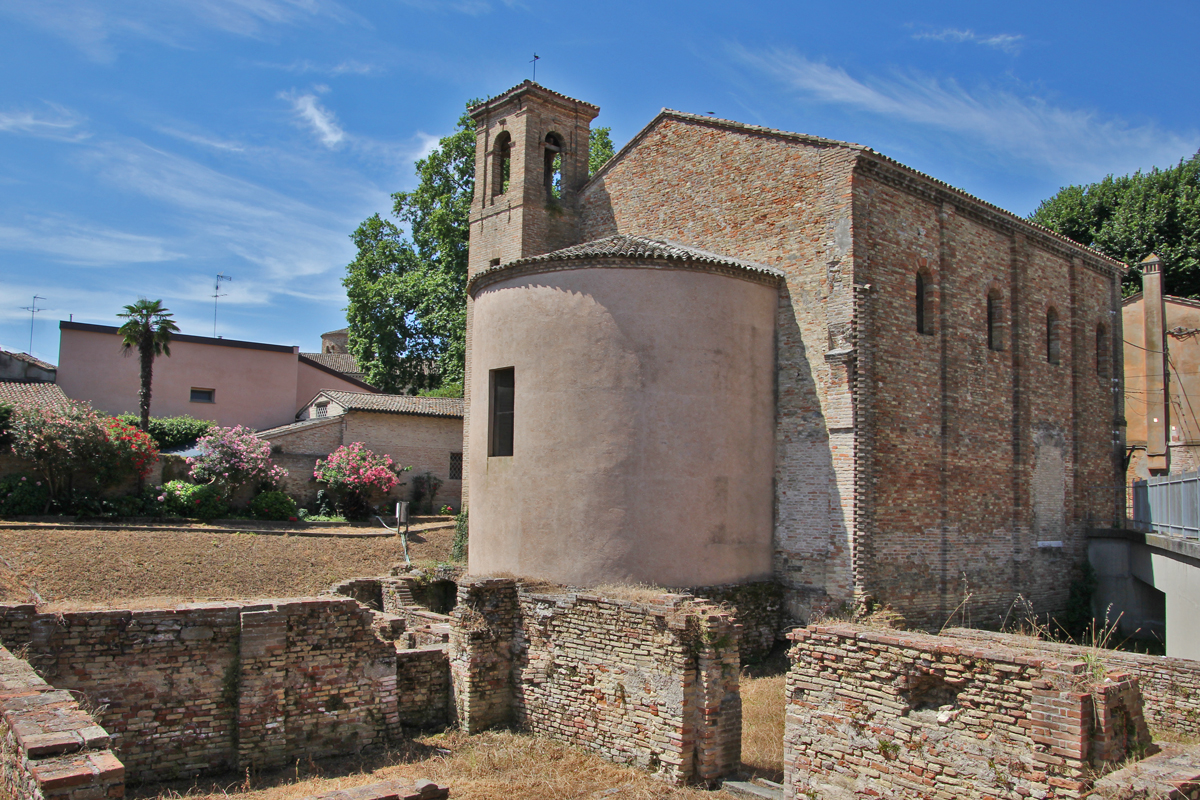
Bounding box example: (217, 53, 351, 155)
(117, 299, 180, 432)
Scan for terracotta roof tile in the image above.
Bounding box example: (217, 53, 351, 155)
(1, 350, 56, 371)
(0, 382, 70, 409)
(299, 352, 366, 380)
(323, 391, 463, 418)
(469, 235, 784, 295)
(470, 81, 598, 116)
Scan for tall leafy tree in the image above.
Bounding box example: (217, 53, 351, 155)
(117, 299, 180, 432)
(1029, 152, 1200, 296)
(345, 103, 619, 395)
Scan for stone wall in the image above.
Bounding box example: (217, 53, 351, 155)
(692, 581, 789, 664)
(942, 627, 1200, 739)
(449, 578, 741, 786)
(785, 624, 1152, 800)
(0, 644, 124, 800)
(0, 598, 406, 784)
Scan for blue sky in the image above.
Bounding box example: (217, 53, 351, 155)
(2, 0, 1197, 364)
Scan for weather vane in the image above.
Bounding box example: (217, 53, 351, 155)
(530, 53, 539, 81)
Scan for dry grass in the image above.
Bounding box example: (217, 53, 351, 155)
(0, 527, 454, 609)
(589, 583, 675, 605)
(131, 730, 744, 800)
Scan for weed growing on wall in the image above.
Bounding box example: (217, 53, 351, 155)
(451, 509, 468, 562)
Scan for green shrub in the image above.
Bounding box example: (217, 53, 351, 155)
(0, 402, 13, 448)
(451, 508, 468, 562)
(0, 474, 51, 516)
(160, 480, 228, 520)
(250, 491, 298, 521)
(117, 414, 215, 450)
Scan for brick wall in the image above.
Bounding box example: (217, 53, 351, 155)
(0, 644, 124, 800)
(942, 628, 1200, 739)
(692, 581, 790, 664)
(785, 624, 1152, 800)
(0, 598, 406, 783)
(449, 579, 741, 785)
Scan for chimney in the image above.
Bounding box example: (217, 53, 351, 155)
(1142, 253, 1169, 472)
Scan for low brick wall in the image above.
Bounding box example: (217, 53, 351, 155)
(0, 598, 405, 784)
(0, 644, 124, 800)
(298, 778, 449, 800)
(449, 578, 741, 786)
(785, 624, 1152, 800)
(942, 627, 1200, 739)
(395, 646, 452, 729)
(692, 581, 789, 664)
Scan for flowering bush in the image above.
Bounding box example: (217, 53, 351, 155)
(250, 490, 298, 521)
(0, 474, 51, 516)
(160, 479, 228, 520)
(188, 426, 287, 497)
(7, 400, 159, 503)
(313, 443, 407, 520)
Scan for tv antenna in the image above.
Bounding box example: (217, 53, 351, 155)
(530, 53, 539, 81)
(212, 273, 232, 337)
(19, 295, 46, 355)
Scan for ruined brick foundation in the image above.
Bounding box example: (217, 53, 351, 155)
(784, 624, 1154, 800)
(449, 578, 742, 785)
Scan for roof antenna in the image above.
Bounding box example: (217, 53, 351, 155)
(212, 273, 232, 338)
(19, 295, 46, 355)
(530, 53, 539, 82)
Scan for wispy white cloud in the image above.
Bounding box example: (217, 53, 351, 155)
(279, 87, 346, 147)
(0, 103, 89, 141)
(155, 125, 246, 152)
(0, 216, 180, 265)
(912, 28, 1024, 55)
(729, 46, 1200, 179)
(394, 0, 492, 15)
(79, 139, 358, 283)
(0, 0, 353, 62)
(256, 58, 379, 76)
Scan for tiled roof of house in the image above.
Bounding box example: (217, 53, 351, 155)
(299, 352, 367, 380)
(324, 391, 464, 418)
(256, 415, 342, 439)
(469, 234, 784, 295)
(0, 382, 70, 408)
(1, 350, 56, 371)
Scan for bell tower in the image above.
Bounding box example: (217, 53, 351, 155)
(467, 82, 599, 278)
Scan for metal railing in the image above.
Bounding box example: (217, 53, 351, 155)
(1132, 470, 1200, 538)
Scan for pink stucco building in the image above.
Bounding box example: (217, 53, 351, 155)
(56, 321, 377, 431)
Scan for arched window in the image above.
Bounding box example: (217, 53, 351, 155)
(1046, 307, 1060, 364)
(986, 288, 1005, 351)
(544, 132, 563, 199)
(492, 131, 511, 197)
(1096, 323, 1110, 380)
(916, 271, 933, 335)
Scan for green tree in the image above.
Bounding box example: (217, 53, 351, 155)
(117, 299, 180, 432)
(345, 105, 619, 395)
(1029, 152, 1200, 297)
(589, 127, 615, 176)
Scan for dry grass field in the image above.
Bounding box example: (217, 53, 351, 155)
(0, 526, 453, 608)
(0, 525, 788, 798)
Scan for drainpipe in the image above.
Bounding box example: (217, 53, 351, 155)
(1142, 253, 1169, 473)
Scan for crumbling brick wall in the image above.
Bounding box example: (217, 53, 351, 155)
(942, 628, 1200, 739)
(450, 579, 741, 785)
(0, 598, 404, 784)
(0, 644, 124, 800)
(785, 624, 1152, 800)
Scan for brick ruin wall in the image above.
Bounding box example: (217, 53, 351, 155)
(942, 627, 1200, 739)
(785, 624, 1153, 800)
(856, 166, 1122, 630)
(449, 578, 742, 785)
(0, 597, 452, 784)
(0, 644, 124, 800)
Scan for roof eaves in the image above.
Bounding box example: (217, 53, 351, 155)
(469, 80, 599, 119)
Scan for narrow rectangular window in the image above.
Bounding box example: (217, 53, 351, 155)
(190, 388, 215, 403)
(489, 367, 515, 457)
(449, 452, 463, 480)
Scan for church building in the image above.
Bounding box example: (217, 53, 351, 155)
(462, 81, 1126, 628)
